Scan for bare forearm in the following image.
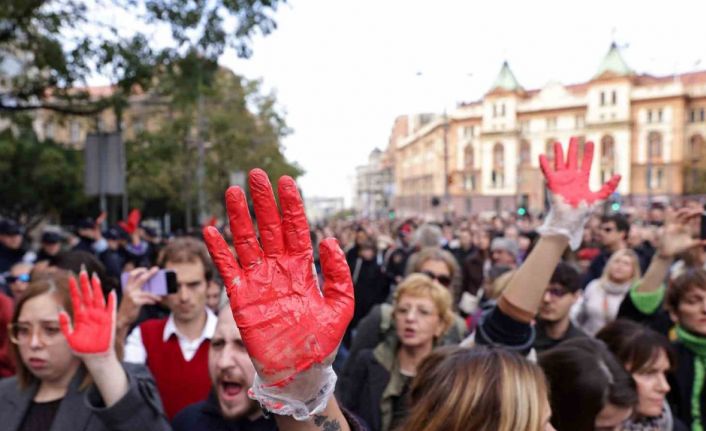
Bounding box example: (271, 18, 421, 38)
(503, 235, 569, 315)
(274, 398, 350, 431)
(637, 255, 671, 293)
(83, 354, 129, 407)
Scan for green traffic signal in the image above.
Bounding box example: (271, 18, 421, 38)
(610, 202, 620, 211)
(517, 207, 527, 216)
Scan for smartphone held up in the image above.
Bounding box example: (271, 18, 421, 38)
(121, 269, 178, 296)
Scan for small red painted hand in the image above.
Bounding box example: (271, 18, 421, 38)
(203, 169, 354, 386)
(539, 136, 621, 208)
(59, 271, 116, 356)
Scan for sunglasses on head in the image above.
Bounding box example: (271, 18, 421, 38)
(6, 274, 30, 284)
(420, 271, 452, 287)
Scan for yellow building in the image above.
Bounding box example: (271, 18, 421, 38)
(391, 43, 706, 217)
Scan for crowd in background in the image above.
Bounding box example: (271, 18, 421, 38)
(1, 187, 706, 430)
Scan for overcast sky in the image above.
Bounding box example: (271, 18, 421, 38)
(94, 0, 706, 205)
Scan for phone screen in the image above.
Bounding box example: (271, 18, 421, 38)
(701, 204, 706, 240)
(121, 270, 178, 296)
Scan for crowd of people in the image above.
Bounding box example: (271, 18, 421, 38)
(0, 139, 705, 430)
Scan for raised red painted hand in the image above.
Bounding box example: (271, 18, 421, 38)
(203, 169, 354, 386)
(539, 136, 621, 207)
(59, 271, 116, 355)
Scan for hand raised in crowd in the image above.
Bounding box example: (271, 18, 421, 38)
(116, 266, 161, 333)
(538, 137, 622, 250)
(58, 270, 129, 407)
(656, 208, 706, 258)
(203, 169, 354, 419)
(539, 137, 621, 208)
(59, 271, 116, 356)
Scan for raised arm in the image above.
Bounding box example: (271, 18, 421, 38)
(203, 169, 355, 431)
(501, 137, 620, 318)
(636, 208, 705, 293)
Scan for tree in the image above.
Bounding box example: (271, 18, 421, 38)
(125, 67, 302, 228)
(0, 0, 284, 117)
(0, 115, 94, 226)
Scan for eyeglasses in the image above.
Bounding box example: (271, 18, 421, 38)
(420, 271, 452, 287)
(6, 274, 30, 284)
(8, 322, 63, 345)
(544, 287, 570, 298)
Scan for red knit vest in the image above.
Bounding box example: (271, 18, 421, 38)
(140, 318, 212, 419)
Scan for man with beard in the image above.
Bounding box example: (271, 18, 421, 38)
(172, 306, 273, 431)
(533, 262, 587, 353)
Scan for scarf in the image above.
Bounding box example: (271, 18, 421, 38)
(676, 326, 706, 431)
(621, 402, 673, 430)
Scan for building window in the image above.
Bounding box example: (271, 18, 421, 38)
(500, 103, 506, 117)
(492, 142, 505, 188)
(546, 117, 557, 131)
(575, 115, 585, 129)
(647, 131, 663, 160)
(648, 167, 663, 189)
(600, 91, 605, 106)
(701, 108, 705, 122)
(464, 144, 474, 171)
(611, 90, 617, 105)
(647, 110, 653, 123)
(70, 120, 80, 144)
(690, 134, 704, 161)
(493, 104, 497, 118)
(600, 135, 615, 183)
(519, 140, 531, 166)
(657, 109, 663, 123)
(461, 126, 474, 140)
(44, 122, 54, 140)
(545, 138, 557, 161)
(690, 109, 696, 123)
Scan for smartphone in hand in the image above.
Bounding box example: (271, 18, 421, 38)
(121, 269, 178, 296)
(701, 204, 706, 241)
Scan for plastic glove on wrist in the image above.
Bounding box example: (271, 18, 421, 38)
(538, 137, 621, 249)
(203, 169, 354, 417)
(59, 271, 116, 356)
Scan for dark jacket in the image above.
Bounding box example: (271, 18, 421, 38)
(0, 243, 24, 273)
(173, 390, 277, 431)
(338, 338, 409, 431)
(667, 342, 706, 429)
(340, 303, 467, 396)
(533, 320, 588, 353)
(0, 363, 170, 431)
(174, 388, 369, 431)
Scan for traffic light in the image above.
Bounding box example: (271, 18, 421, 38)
(608, 192, 622, 213)
(610, 201, 621, 212)
(517, 194, 529, 217)
(388, 209, 396, 220)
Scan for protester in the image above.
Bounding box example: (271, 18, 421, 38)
(35, 230, 63, 263)
(0, 219, 27, 273)
(7, 261, 32, 299)
(401, 346, 554, 431)
(338, 273, 454, 431)
(0, 291, 15, 377)
(0, 271, 169, 430)
(608, 207, 706, 428)
(199, 166, 582, 431)
(597, 319, 688, 431)
(121, 237, 216, 419)
(572, 248, 642, 336)
(539, 337, 637, 431)
(534, 262, 587, 353)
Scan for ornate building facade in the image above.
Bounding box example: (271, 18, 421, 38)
(391, 44, 706, 217)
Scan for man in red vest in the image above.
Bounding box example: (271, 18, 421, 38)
(121, 237, 218, 419)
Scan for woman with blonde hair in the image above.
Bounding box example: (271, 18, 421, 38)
(572, 248, 642, 335)
(338, 273, 454, 431)
(400, 345, 554, 431)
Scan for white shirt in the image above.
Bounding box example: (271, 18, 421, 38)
(124, 308, 217, 363)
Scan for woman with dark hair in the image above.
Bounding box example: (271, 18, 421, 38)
(538, 337, 637, 431)
(597, 319, 688, 430)
(0, 271, 169, 430)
